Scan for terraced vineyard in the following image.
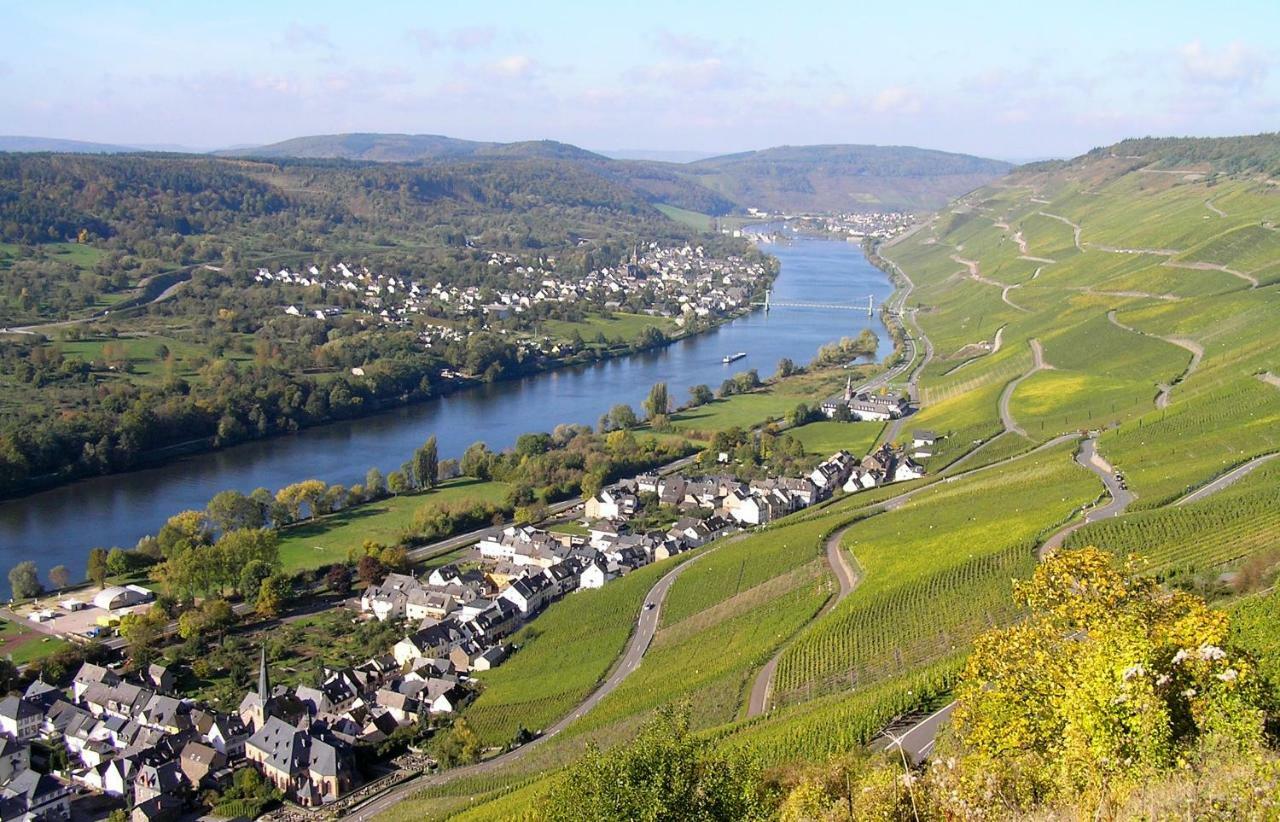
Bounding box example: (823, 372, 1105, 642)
(771, 445, 1096, 703)
(1065, 459, 1280, 581)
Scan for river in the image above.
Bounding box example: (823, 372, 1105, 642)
(0, 235, 891, 589)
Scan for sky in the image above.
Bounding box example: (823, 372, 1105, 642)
(2, 0, 1277, 160)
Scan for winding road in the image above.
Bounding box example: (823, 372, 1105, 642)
(1106, 309, 1204, 409)
(746, 522, 861, 717)
(998, 339, 1051, 437)
(881, 434, 1132, 764)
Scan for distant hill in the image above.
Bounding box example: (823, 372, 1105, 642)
(215, 133, 612, 163)
(0, 135, 140, 154)
(216, 133, 1011, 214)
(0, 136, 208, 154)
(673, 144, 1014, 213)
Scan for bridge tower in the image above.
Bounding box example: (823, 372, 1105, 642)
(866, 295, 874, 316)
(764, 290, 771, 313)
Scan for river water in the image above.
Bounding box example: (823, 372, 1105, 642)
(0, 236, 890, 587)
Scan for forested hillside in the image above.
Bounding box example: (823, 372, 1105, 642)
(216, 132, 1012, 214)
(0, 151, 763, 496)
(676, 143, 1013, 212)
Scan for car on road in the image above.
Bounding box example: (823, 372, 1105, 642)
(644, 603, 656, 611)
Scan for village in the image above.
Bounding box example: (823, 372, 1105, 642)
(257, 241, 771, 347)
(0, 421, 934, 819)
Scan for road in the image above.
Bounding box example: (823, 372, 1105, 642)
(1173, 452, 1278, 506)
(881, 435, 1133, 762)
(1039, 436, 1135, 556)
(746, 521, 861, 717)
(998, 339, 1050, 437)
(1106, 309, 1203, 409)
(344, 539, 722, 820)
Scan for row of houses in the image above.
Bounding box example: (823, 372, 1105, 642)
(256, 241, 768, 334)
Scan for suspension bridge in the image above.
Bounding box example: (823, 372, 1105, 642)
(752, 292, 890, 316)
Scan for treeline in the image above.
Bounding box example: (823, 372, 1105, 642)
(1088, 133, 1280, 176)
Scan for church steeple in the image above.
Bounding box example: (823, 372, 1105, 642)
(259, 645, 270, 702)
(844, 376, 853, 402)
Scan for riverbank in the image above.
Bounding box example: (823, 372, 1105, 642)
(0, 236, 892, 583)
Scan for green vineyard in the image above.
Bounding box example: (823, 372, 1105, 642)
(1065, 459, 1280, 579)
(771, 542, 1032, 703)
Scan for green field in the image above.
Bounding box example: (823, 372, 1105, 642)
(1065, 457, 1280, 582)
(275, 478, 509, 571)
(655, 203, 714, 231)
(0, 618, 74, 666)
(773, 444, 1097, 703)
(787, 420, 884, 456)
(463, 558, 684, 748)
(542, 311, 676, 346)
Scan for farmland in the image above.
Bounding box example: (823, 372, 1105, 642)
(787, 419, 884, 455)
(1065, 457, 1280, 583)
(772, 443, 1097, 702)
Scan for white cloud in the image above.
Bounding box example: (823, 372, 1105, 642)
(490, 55, 536, 79)
(870, 86, 922, 115)
(1180, 39, 1269, 88)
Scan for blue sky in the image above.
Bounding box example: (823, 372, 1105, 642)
(2, 0, 1277, 159)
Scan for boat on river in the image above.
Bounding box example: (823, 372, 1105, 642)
(722, 352, 747, 364)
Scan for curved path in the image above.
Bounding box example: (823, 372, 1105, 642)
(1037, 212, 1083, 251)
(1205, 198, 1227, 218)
(746, 523, 861, 717)
(1039, 436, 1135, 555)
(1174, 452, 1278, 506)
(1106, 310, 1204, 408)
(1162, 258, 1258, 288)
(998, 339, 1051, 437)
(346, 544, 720, 820)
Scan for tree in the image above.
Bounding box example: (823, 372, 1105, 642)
(460, 442, 493, 480)
(106, 548, 132, 578)
(608, 404, 638, 430)
(775, 357, 797, 379)
(787, 402, 813, 428)
(643, 382, 669, 419)
(206, 489, 264, 534)
(156, 510, 211, 558)
(239, 559, 274, 601)
(688, 384, 713, 407)
(8, 561, 42, 600)
(356, 555, 386, 586)
(414, 436, 439, 490)
(387, 470, 409, 496)
(435, 718, 481, 767)
(256, 574, 292, 619)
(49, 565, 71, 590)
(378, 545, 410, 574)
(539, 707, 765, 821)
(950, 547, 1266, 805)
(365, 467, 387, 499)
(118, 607, 166, 667)
(325, 564, 352, 596)
(177, 598, 237, 645)
(87, 548, 109, 589)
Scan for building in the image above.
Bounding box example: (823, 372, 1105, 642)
(245, 716, 356, 807)
(821, 377, 909, 422)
